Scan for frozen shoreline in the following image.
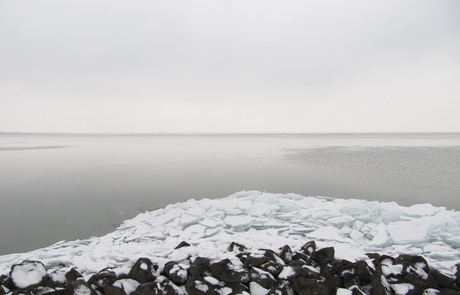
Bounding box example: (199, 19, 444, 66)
(1, 191, 459, 279)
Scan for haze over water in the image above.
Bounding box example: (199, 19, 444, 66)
(1, 133, 460, 255)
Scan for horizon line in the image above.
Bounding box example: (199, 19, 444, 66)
(1, 131, 460, 136)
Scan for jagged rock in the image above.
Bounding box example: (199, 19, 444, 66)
(0, 285, 10, 295)
(104, 278, 140, 295)
(311, 247, 335, 264)
(456, 264, 460, 286)
(439, 289, 460, 295)
(157, 277, 184, 295)
(175, 241, 191, 249)
(241, 255, 270, 268)
(258, 260, 283, 277)
(396, 255, 429, 272)
(209, 259, 250, 283)
(291, 277, 329, 295)
(88, 268, 117, 290)
(430, 269, 456, 289)
(11, 290, 33, 295)
(267, 280, 293, 295)
(250, 267, 276, 289)
(371, 274, 392, 295)
(228, 242, 247, 252)
(64, 269, 82, 283)
(185, 277, 216, 295)
(1, 274, 13, 291)
(163, 261, 188, 285)
(65, 280, 97, 295)
(292, 251, 310, 262)
(300, 241, 316, 255)
(189, 257, 210, 278)
(133, 282, 157, 295)
(10, 260, 47, 289)
(263, 249, 285, 265)
(279, 245, 293, 264)
(128, 258, 157, 283)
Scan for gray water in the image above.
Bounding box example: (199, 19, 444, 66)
(1, 133, 459, 255)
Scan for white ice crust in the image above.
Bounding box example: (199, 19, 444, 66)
(1, 191, 460, 278)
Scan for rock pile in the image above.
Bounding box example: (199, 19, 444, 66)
(1, 241, 459, 295)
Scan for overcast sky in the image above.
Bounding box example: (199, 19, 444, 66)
(1, 0, 459, 133)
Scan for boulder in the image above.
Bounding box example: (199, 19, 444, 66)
(104, 278, 140, 295)
(311, 247, 335, 264)
(163, 261, 188, 285)
(128, 258, 157, 283)
(185, 277, 216, 295)
(64, 280, 97, 295)
(189, 257, 210, 278)
(10, 261, 47, 290)
(209, 259, 250, 284)
(88, 268, 117, 290)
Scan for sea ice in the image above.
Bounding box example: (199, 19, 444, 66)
(1, 190, 460, 280)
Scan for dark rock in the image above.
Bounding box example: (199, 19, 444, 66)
(133, 282, 158, 295)
(185, 277, 216, 295)
(65, 280, 98, 295)
(189, 257, 210, 278)
(242, 255, 270, 268)
(439, 289, 460, 295)
(0, 275, 13, 290)
(163, 261, 188, 285)
(258, 260, 283, 277)
(456, 264, 460, 286)
(228, 242, 247, 252)
(64, 268, 82, 283)
(291, 277, 329, 295)
(430, 269, 456, 289)
(88, 268, 117, 290)
(279, 245, 293, 264)
(267, 280, 293, 295)
(292, 251, 310, 262)
(350, 286, 367, 295)
(396, 255, 429, 272)
(128, 258, 157, 283)
(104, 278, 140, 295)
(371, 274, 392, 295)
(156, 278, 184, 295)
(0, 285, 10, 295)
(209, 259, 250, 283)
(263, 249, 285, 265)
(222, 282, 249, 294)
(250, 267, 276, 289)
(175, 241, 191, 249)
(311, 247, 335, 264)
(10, 260, 47, 290)
(11, 290, 33, 295)
(300, 241, 316, 255)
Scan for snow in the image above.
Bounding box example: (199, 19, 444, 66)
(10, 261, 46, 289)
(390, 283, 414, 295)
(1, 191, 460, 279)
(336, 288, 352, 295)
(249, 282, 269, 295)
(113, 278, 140, 295)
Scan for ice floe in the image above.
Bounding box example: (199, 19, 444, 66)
(1, 190, 460, 279)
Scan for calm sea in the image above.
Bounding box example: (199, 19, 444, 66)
(1, 133, 459, 255)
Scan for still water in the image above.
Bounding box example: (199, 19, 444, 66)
(1, 133, 459, 254)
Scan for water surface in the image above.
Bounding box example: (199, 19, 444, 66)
(1, 133, 459, 254)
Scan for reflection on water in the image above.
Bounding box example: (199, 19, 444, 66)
(0, 133, 460, 255)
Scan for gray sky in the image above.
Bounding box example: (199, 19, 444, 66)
(1, 0, 459, 133)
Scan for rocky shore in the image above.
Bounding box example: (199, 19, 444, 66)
(1, 241, 459, 295)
